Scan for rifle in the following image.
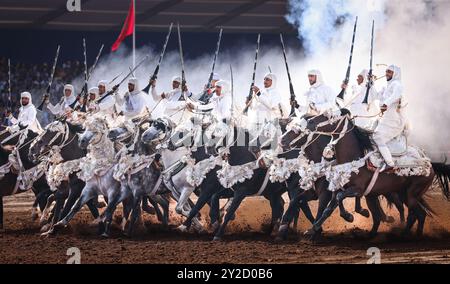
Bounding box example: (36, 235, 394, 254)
(242, 34, 261, 115)
(142, 23, 173, 94)
(279, 33, 298, 116)
(198, 28, 223, 103)
(7, 59, 11, 111)
(230, 64, 234, 118)
(337, 16, 358, 101)
(97, 55, 150, 104)
(362, 20, 375, 104)
(177, 23, 187, 101)
(37, 45, 61, 111)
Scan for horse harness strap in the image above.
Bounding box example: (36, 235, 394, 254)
(364, 167, 380, 196)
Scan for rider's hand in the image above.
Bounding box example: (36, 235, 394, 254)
(341, 83, 348, 90)
(150, 79, 156, 87)
(252, 86, 260, 95)
(182, 84, 188, 92)
(380, 104, 388, 113)
(161, 92, 166, 99)
(187, 102, 195, 110)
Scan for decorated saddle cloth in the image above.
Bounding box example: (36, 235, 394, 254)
(364, 131, 431, 176)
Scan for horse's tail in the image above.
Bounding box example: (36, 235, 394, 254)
(431, 162, 450, 200)
(418, 197, 436, 217)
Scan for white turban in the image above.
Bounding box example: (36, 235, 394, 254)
(215, 80, 230, 95)
(212, 73, 220, 81)
(98, 80, 109, 90)
(128, 77, 139, 91)
(307, 69, 324, 87)
(387, 65, 401, 81)
(358, 69, 369, 84)
(20, 91, 32, 105)
(171, 76, 182, 84)
(88, 87, 99, 100)
(63, 84, 75, 96)
(263, 73, 277, 88)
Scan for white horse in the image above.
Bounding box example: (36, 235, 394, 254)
(54, 115, 132, 237)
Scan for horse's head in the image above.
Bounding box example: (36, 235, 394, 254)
(141, 117, 174, 145)
(108, 125, 131, 142)
(28, 121, 67, 162)
(79, 116, 108, 149)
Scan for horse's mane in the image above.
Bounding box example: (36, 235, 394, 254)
(352, 123, 374, 153)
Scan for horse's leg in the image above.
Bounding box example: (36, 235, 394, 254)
(150, 194, 170, 226)
(178, 185, 216, 232)
(175, 185, 195, 215)
(0, 197, 3, 231)
(413, 204, 426, 236)
(276, 189, 316, 241)
(286, 175, 302, 228)
(213, 189, 247, 241)
(365, 195, 382, 238)
(103, 180, 132, 237)
(31, 188, 51, 221)
(142, 196, 157, 216)
(306, 191, 339, 237)
(337, 187, 361, 223)
(266, 191, 284, 235)
(54, 184, 97, 229)
(39, 193, 56, 227)
(42, 184, 69, 234)
(210, 189, 234, 228)
(126, 194, 142, 237)
(384, 193, 405, 223)
(355, 196, 370, 218)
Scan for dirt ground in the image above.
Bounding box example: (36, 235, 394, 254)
(2, 186, 450, 264)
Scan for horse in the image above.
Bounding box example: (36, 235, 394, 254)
(0, 126, 52, 231)
(276, 113, 404, 241)
(282, 113, 437, 239)
(53, 115, 132, 237)
(28, 120, 101, 234)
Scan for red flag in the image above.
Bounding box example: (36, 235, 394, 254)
(111, 0, 135, 51)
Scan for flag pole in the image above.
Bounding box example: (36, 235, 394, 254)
(132, 0, 136, 71)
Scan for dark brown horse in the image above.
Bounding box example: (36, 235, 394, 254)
(0, 127, 52, 231)
(282, 113, 437, 239)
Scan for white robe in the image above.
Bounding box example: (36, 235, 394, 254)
(162, 88, 190, 122)
(303, 83, 337, 114)
(47, 96, 76, 116)
(345, 84, 379, 129)
(192, 93, 232, 122)
(10, 104, 42, 133)
(373, 78, 405, 143)
(248, 86, 283, 126)
(116, 90, 154, 119)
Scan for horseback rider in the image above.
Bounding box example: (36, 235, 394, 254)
(115, 77, 153, 119)
(186, 79, 232, 122)
(304, 69, 338, 115)
(341, 69, 379, 128)
(160, 76, 192, 122)
(248, 73, 285, 130)
(372, 65, 406, 171)
(8, 91, 42, 133)
(46, 84, 77, 116)
(87, 80, 116, 117)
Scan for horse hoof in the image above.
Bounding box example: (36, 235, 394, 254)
(31, 209, 39, 221)
(357, 209, 370, 218)
(177, 224, 189, 233)
(384, 216, 395, 224)
(341, 212, 354, 223)
(101, 232, 110, 238)
(40, 228, 55, 237)
(213, 236, 222, 241)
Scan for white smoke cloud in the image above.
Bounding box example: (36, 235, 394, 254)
(285, 0, 450, 161)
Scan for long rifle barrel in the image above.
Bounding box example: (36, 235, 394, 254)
(37, 45, 61, 111)
(243, 34, 261, 115)
(199, 28, 223, 103)
(143, 23, 173, 94)
(280, 33, 297, 116)
(362, 20, 375, 104)
(337, 16, 358, 100)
